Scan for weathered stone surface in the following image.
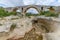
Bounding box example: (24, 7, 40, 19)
(0, 16, 60, 40)
(7, 28, 43, 40)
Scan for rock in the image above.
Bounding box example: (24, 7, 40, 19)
(0, 16, 60, 40)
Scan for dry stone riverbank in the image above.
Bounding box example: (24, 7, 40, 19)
(0, 16, 60, 40)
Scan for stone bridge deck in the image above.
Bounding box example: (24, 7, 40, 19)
(4, 5, 60, 13)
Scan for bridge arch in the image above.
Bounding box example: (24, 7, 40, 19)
(24, 6, 40, 14)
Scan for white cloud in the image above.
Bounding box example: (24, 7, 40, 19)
(9, 0, 24, 6)
(58, 0, 60, 2)
(0, 0, 15, 7)
(36, 0, 56, 5)
(23, 0, 35, 5)
(23, 0, 60, 6)
(0, 0, 24, 7)
(27, 8, 38, 14)
(48, 0, 60, 6)
(0, 0, 60, 7)
(50, 2, 60, 6)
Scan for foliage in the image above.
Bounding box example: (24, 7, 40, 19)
(10, 24, 16, 31)
(0, 7, 58, 17)
(25, 11, 58, 17)
(40, 11, 58, 17)
(0, 7, 17, 17)
(0, 7, 7, 17)
(0, 24, 2, 26)
(8, 11, 17, 16)
(25, 12, 40, 17)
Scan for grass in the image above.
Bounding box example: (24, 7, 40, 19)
(10, 24, 16, 31)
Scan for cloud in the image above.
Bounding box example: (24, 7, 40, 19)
(0, 0, 60, 8)
(0, 3, 7, 6)
(48, 0, 60, 6)
(58, 0, 60, 2)
(36, 0, 57, 5)
(0, 0, 24, 7)
(50, 2, 60, 6)
(27, 8, 38, 14)
(23, 0, 35, 5)
(9, 0, 24, 6)
(0, 0, 15, 7)
(23, 0, 60, 6)
(24, 0, 52, 5)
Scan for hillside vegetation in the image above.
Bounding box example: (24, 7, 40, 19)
(0, 7, 59, 17)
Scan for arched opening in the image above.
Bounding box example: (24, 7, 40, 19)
(26, 8, 39, 14)
(24, 7, 39, 14)
(12, 8, 23, 16)
(24, 7, 40, 16)
(16, 9, 23, 16)
(16, 9, 21, 13)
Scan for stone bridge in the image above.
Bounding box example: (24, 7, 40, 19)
(4, 5, 60, 14)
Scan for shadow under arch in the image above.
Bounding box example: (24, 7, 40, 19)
(13, 8, 21, 12)
(24, 6, 40, 14)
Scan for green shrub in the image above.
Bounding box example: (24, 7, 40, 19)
(9, 12, 17, 15)
(25, 13, 40, 17)
(10, 24, 16, 31)
(0, 7, 17, 17)
(40, 11, 58, 17)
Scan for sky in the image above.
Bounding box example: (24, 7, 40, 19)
(24, 0, 60, 6)
(26, 8, 39, 14)
(0, 0, 24, 7)
(0, 0, 60, 7)
(0, 0, 60, 13)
